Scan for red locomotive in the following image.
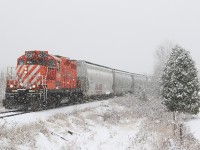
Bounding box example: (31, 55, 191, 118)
(3, 51, 79, 110)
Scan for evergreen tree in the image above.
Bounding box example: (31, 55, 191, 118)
(161, 45, 200, 114)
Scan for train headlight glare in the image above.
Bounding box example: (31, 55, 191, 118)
(24, 71, 27, 74)
(24, 68, 28, 70)
(32, 85, 36, 88)
(10, 84, 14, 88)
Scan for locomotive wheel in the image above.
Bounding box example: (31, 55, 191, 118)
(30, 97, 40, 111)
(68, 93, 84, 104)
(73, 95, 79, 104)
(76, 96, 83, 104)
(30, 100, 39, 111)
(68, 95, 77, 104)
(55, 95, 62, 106)
(22, 102, 30, 111)
(3, 98, 14, 109)
(46, 96, 58, 108)
(2, 99, 6, 107)
(3, 99, 10, 109)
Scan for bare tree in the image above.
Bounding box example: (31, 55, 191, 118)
(0, 70, 6, 106)
(152, 41, 176, 96)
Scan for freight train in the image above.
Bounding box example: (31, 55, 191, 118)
(3, 50, 147, 110)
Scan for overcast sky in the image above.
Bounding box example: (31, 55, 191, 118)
(0, 0, 200, 74)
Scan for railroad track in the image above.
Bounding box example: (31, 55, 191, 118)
(0, 98, 99, 119)
(0, 102, 72, 119)
(0, 110, 28, 119)
(0, 109, 22, 115)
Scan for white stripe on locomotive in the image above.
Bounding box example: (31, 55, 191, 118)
(31, 72, 41, 85)
(23, 65, 40, 86)
(20, 65, 35, 85)
(17, 65, 27, 83)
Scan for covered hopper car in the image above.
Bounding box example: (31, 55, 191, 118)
(3, 50, 147, 110)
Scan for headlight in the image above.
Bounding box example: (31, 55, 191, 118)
(24, 71, 27, 74)
(24, 68, 28, 70)
(10, 84, 14, 88)
(32, 85, 36, 88)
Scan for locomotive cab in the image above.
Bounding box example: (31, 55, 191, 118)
(3, 50, 78, 110)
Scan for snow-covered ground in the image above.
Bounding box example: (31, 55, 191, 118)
(186, 114, 200, 143)
(0, 94, 200, 150)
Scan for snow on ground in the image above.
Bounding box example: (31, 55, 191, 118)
(0, 95, 143, 150)
(0, 99, 110, 127)
(1, 94, 200, 150)
(186, 114, 200, 141)
(0, 106, 6, 112)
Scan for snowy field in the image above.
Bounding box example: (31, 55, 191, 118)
(0, 94, 200, 150)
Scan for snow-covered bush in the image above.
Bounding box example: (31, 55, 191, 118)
(161, 45, 200, 114)
(0, 72, 6, 106)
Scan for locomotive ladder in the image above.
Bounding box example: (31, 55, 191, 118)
(41, 75, 48, 101)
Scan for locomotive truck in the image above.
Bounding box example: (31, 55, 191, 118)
(3, 50, 147, 110)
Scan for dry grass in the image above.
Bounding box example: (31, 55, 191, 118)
(0, 121, 50, 149)
(109, 94, 200, 149)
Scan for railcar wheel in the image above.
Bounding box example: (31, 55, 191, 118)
(30, 97, 40, 111)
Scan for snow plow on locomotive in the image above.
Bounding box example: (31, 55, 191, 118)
(3, 50, 148, 110)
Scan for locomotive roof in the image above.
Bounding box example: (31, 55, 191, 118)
(49, 54, 62, 61)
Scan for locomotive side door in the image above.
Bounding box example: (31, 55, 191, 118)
(47, 59, 56, 81)
(47, 67, 56, 80)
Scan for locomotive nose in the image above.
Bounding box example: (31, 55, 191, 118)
(17, 65, 45, 89)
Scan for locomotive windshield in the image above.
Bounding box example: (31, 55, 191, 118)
(23, 51, 49, 66)
(26, 60, 47, 66)
(18, 60, 24, 65)
(25, 59, 56, 67)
